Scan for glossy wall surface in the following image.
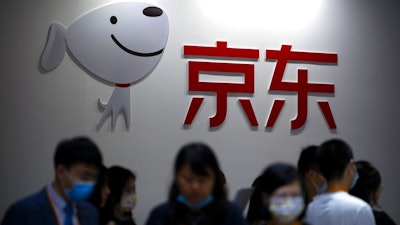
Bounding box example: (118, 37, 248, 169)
(1, 0, 399, 224)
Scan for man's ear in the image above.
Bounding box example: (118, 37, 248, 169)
(306, 170, 315, 182)
(55, 164, 66, 181)
(348, 159, 356, 174)
(309, 169, 324, 186)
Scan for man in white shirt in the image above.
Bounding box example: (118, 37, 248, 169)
(304, 139, 376, 225)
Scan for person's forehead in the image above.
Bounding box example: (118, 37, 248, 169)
(69, 162, 98, 172)
(272, 181, 301, 195)
(178, 163, 214, 176)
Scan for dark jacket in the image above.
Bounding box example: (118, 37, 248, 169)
(145, 202, 249, 225)
(1, 187, 99, 225)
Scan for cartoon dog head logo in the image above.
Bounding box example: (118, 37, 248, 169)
(41, 2, 169, 130)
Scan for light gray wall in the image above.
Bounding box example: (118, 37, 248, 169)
(1, 0, 399, 224)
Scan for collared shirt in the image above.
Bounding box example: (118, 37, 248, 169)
(47, 183, 79, 225)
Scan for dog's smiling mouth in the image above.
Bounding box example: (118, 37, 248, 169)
(111, 34, 163, 57)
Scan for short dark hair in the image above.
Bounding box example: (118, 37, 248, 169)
(316, 139, 353, 182)
(349, 160, 381, 204)
(54, 136, 103, 169)
(297, 145, 319, 179)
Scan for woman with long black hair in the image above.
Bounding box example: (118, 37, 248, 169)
(145, 142, 248, 225)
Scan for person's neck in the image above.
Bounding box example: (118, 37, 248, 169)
(270, 220, 300, 225)
(52, 181, 69, 202)
(113, 207, 130, 220)
(327, 180, 349, 193)
(188, 207, 202, 213)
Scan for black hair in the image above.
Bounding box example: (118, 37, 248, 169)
(166, 142, 228, 225)
(88, 164, 108, 208)
(297, 145, 318, 179)
(315, 139, 354, 182)
(297, 145, 318, 204)
(54, 136, 102, 169)
(349, 160, 381, 205)
(106, 166, 136, 207)
(102, 166, 136, 223)
(246, 163, 299, 224)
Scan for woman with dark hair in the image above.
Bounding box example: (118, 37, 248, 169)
(102, 166, 137, 225)
(145, 142, 248, 225)
(247, 163, 307, 225)
(349, 161, 396, 225)
(89, 164, 110, 209)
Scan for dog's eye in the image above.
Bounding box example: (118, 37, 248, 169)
(110, 16, 117, 24)
(143, 7, 163, 17)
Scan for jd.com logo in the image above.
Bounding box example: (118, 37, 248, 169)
(40, 2, 169, 130)
(40, 2, 337, 131)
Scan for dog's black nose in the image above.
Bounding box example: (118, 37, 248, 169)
(143, 7, 163, 17)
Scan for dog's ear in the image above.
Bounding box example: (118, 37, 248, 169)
(40, 23, 67, 72)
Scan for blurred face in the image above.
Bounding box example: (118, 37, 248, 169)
(122, 177, 136, 197)
(176, 163, 215, 204)
(55, 162, 98, 202)
(59, 162, 99, 189)
(115, 177, 136, 213)
(264, 180, 303, 202)
(100, 179, 110, 208)
(263, 180, 305, 223)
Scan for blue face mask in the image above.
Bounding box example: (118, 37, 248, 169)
(177, 194, 214, 209)
(62, 168, 96, 202)
(316, 180, 328, 195)
(66, 181, 95, 202)
(350, 172, 359, 190)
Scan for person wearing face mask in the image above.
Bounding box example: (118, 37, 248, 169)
(349, 161, 397, 225)
(297, 145, 327, 204)
(304, 139, 376, 225)
(246, 163, 308, 225)
(145, 142, 248, 225)
(1, 136, 103, 225)
(102, 166, 137, 225)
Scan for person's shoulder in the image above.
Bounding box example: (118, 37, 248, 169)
(9, 188, 47, 209)
(339, 192, 369, 207)
(145, 203, 169, 225)
(373, 209, 397, 225)
(1, 188, 48, 225)
(148, 203, 170, 219)
(306, 193, 327, 208)
(150, 202, 169, 214)
(223, 201, 249, 225)
(226, 201, 244, 214)
(78, 200, 99, 216)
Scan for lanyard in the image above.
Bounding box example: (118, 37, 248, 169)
(46, 186, 81, 225)
(326, 184, 347, 193)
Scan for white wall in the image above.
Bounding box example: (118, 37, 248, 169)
(1, 0, 399, 224)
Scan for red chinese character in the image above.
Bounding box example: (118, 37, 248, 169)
(265, 45, 338, 129)
(183, 41, 259, 127)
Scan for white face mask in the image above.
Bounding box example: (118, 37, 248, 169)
(120, 194, 136, 210)
(268, 196, 305, 223)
